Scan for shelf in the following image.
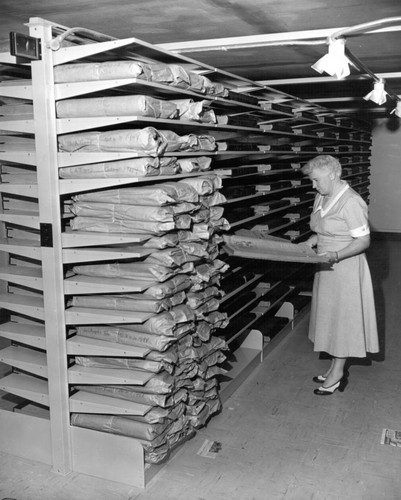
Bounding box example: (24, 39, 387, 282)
(56, 150, 272, 168)
(0, 117, 35, 134)
(61, 230, 150, 248)
(0, 294, 44, 320)
(343, 171, 369, 180)
(0, 265, 43, 290)
(64, 306, 152, 325)
(0, 183, 38, 198)
(66, 335, 149, 357)
(0, 346, 47, 378)
(0, 322, 46, 349)
(56, 114, 268, 135)
(221, 273, 264, 303)
(64, 275, 154, 294)
(57, 151, 152, 168)
(227, 289, 295, 347)
(54, 112, 370, 145)
(261, 215, 310, 237)
(226, 280, 292, 322)
(67, 365, 154, 384)
(56, 148, 347, 169)
(229, 198, 305, 229)
(54, 77, 268, 115)
(0, 210, 40, 229)
(225, 192, 270, 205)
(58, 170, 219, 195)
(0, 151, 36, 166)
(50, 36, 284, 104)
(226, 285, 268, 321)
(0, 80, 33, 100)
(214, 167, 293, 179)
(225, 309, 266, 345)
(69, 391, 151, 415)
(352, 181, 370, 190)
(0, 373, 49, 406)
(54, 78, 157, 100)
(62, 245, 151, 264)
(0, 238, 42, 260)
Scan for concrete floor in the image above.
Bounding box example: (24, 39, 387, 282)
(1, 236, 401, 500)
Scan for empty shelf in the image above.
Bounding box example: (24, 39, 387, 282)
(64, 307, 152, 325)
(0, 210, 40, 229)
(54, 78, 142, 100)
(0, 117, 34, 134)
(68, 365, 154, 385)
(0, 322, 46, 349)
(0, 80, 33, 100)
(0, 238, 41, 260)
(69, 391, 151, 415)
(0, 345, 47, 377)
(59, 177, 151, 195)
(64, 275, 154, 294)
(62, 245, 151, 264)
(0, 151, 36, 166)
(0, 294, 44, 320)
(58, 151, 146, 168)
(0, 265, 43, 290)
(66, 335, 149, 357)
(59, 170, 216, 195)
(61, 231, 149, 248)
(0, 183, 38, 198)
(0, 373, 49, 406)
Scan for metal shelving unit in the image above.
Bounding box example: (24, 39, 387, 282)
(0, 17, 373, 488)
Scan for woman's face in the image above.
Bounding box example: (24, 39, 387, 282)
(308, 167, 334, 196)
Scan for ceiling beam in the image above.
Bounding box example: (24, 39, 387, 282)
(308, 96, 401, 103)
(254, 72, 401, 87)
(157, 25, 401, 53)
(331, 106, 390, 113)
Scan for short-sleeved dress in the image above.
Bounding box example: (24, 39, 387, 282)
(308, 182, 379, 358)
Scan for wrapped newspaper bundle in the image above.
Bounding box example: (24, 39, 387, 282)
(223, 231, 329, 263)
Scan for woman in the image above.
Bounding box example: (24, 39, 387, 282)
(300, 155, 379, 395)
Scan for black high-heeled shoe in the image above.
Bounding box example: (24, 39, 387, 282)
(312, 375, 326, 383)
(314, 376, 348, 396)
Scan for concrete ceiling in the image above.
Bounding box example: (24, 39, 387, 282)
(1, 0, 401, 121)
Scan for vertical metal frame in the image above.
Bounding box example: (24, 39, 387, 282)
(28, 19, 72, 474)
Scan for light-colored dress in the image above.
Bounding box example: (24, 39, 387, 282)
(308, 182, 379, 357)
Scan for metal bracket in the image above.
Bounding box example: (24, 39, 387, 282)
(9, 32, 42, 60)
(40, 223, 53, 248)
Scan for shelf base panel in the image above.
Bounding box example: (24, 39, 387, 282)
(0, 409, 148, 488)
(71, 425, 146, 488)
(0, 409, 52, 465)
(219, 329, 263, 403)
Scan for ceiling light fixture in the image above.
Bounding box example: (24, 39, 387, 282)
(363, 80, 387, 105)
(311, 38, 351, 79)
(311, 17, 401, 115)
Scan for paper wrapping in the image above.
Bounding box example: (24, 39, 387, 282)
(223, 233, 329, 263)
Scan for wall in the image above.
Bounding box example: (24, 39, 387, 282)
(369, 117, 401, 233)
